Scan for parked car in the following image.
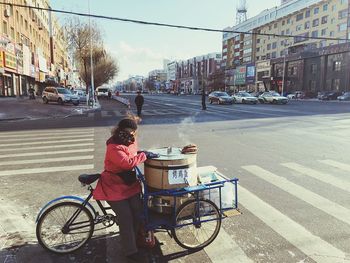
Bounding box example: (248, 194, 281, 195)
(258, 92, 288, 104)
(337, 92, 350, 101)
(318, 91, 342, 100)
(232, 92, 258, 104)
(42, 87, 80, 106)
(72, 89, 87, 103)
(96, 87, 109, 98)
(208, 91, 234, 104)
(287, 91, 304, 100)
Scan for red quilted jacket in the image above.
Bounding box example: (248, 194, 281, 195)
(93, 138, 147, 201)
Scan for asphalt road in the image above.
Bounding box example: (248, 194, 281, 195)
(0, 95, 350, 263)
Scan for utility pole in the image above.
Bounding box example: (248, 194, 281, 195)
(201, 58, 206, 110)
(88, 0, 95, 107)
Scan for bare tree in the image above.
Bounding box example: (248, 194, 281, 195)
(65, 18, 118, 90)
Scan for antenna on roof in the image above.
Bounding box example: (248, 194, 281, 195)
(236, 0, 247, 25)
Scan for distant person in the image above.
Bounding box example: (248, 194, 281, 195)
(134, 91, 144, 117)
(108, 90, 112, 99)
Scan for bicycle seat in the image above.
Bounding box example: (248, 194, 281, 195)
(79, 173, 100, 185)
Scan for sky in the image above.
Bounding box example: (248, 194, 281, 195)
(50, 0, 280, 81)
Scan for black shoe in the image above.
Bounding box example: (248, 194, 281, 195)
(126, 251, 148, 263)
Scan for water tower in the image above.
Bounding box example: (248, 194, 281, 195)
(236, 0, 248, 25)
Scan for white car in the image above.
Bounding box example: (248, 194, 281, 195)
(232, 92, 258, 104)
(258, 92, 288, 104)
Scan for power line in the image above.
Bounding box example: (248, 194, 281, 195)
(1, 2, 349, 42)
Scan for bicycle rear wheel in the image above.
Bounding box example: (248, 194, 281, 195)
(36, 201, 94, 254)
(172, 199, 221, 250)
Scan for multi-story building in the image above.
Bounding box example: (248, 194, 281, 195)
(176, 52, 222, 94)
(0, 0, 71, 97)
(222, 0, 350, 92)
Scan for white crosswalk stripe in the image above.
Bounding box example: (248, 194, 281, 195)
(319, 159, 350, 172)
(242, 165, 350, 226)
(281, 162, 350, 193)
(238, 186, 347, 263)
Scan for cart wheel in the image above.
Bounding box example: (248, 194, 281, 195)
(172, 199, 221, 250)
(36, 201, 94, 254)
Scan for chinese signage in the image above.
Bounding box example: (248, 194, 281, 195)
(234, 66, 246, 85)
(168, 168, 189, 185)
(22, 45, 31, 76)
(4, 52, 17, 70)
(0, 51, 4, 68)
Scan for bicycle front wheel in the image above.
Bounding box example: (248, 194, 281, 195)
(36, 201, 94, 254)
(173, 199, 221, 250)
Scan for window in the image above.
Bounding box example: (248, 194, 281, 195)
(282, 20, 285, 26)
(274, 23, 277, 28)
(309, 80, 316, 91)
(332, 79, 340, 90)
(290, 66, 297, 76)
(339, 9, 347, 19)
(272, 42, 277, 49)
(330, 31, 334, 37)
(314, 7, 319, 14)
(281, 30, 285, 35)
(304, 21, 310, 29)
(339, 23, 347, 32)
(321, 16, 328, 24)
(267, 43, 271, 50)
(296, 24, 302, 31)
(271, 51, 276, 58)
(256, 47, 260, 52)
(320, 40, 326, 47)
(311, 64, 317, 74)
(312, 19, 319, 27)
(305, 10, 310, 18)
(281, 40, 285, 45)
(3, 21, 7, 35)
(332, 5, 336, 11)
(25, 19, 28, 30)
(269, 25, 272, 30)
(333, 61, 341, 71)
(312, 30, 318, 37)
(16, 10, 19, 22)
(321, 28, 327, 36)
(323, 4, 328, 11)
(287, 18, 291, 24)
(286, 29, 290, 34)
(10, 27, 14, 39)
(296, 13, 303, 21)
(256, 39, 260, 44)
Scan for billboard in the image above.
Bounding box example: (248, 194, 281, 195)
(234, 66, 246, 85)
(246, 64, 256, 84)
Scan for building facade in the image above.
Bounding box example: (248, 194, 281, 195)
(0, 0, 71, 97)
(222, 0, 350, 92)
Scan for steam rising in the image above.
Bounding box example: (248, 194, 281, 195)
(177, 113, 198, 145)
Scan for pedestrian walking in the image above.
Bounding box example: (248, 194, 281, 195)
(134, 91, 144, 117)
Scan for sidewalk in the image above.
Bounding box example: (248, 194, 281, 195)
(0, 97, 100, 122)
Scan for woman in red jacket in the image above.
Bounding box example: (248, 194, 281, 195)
(93, 118, 155, 262)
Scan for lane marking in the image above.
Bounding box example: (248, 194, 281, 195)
(0, 129, 94, 137)
(0, 138, 93, 147)
(0, 155, 94, 166)
(0, 143, 94, 152)
(242, 165, 350, 226)
(0, 149, 94, 159)
(0, 134, 93, 143)
(0, 164, 94, 176)
(239, 186, 347, 263)
(319, 160, 350, 173)
(204, 226, 253, 263)
(282, 162, 350, 193)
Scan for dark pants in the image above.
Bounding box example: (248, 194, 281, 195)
(107, 194, 142, 256)
(136, 105, 143, 116)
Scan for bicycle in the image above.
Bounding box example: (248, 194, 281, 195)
(36, 167, 239, 254)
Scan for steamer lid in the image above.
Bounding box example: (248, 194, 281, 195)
(147, 147, 194, 160)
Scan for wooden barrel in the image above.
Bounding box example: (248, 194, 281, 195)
(144, 147, 197, 190)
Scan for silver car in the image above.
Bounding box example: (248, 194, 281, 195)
(232, 92, 258, 104)
(42, 87, 80, 106)
(72, 89, 87, 103)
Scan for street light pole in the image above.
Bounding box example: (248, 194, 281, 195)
(88, 0, 95, 107)
(281, 54, 285, 96)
